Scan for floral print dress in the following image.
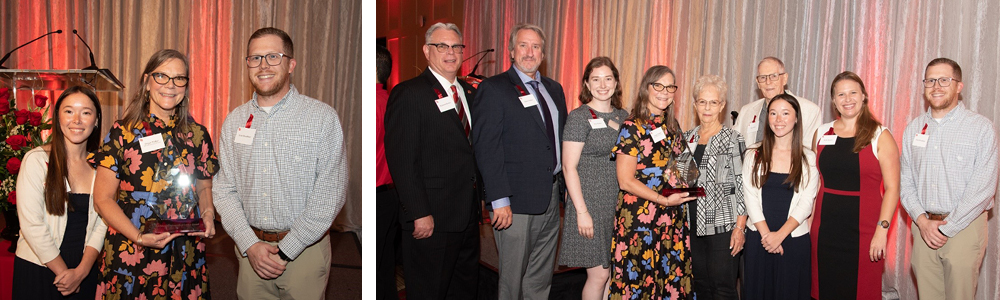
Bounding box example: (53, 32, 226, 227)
(608, 115, 694, 300)
(92, 114, 218, 300)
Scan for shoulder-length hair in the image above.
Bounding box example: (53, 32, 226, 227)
(629, 65, 680, 134)
(45, 86, 103, 215)
(579, 56, 623, 109)
(120, 49, 193, 134)
(751, 93, 806, 191)
(830, 71, 881, 153)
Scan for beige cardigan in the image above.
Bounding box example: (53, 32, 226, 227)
(15, 147, 107, 266)
(741, 143, 820, 237)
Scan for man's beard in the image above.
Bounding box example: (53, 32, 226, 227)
(253, 74, 289, 97)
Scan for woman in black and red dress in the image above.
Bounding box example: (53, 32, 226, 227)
(810, 71, 900, 299)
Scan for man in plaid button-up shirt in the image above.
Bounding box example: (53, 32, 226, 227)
(214, 27, 347, 300)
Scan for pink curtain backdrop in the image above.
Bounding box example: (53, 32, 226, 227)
(1, 0, 361, 232)
(463, 1, 999, 299)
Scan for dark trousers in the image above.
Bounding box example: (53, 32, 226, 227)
(401, 215, 480, 300)
(377, 185, 400, 300)
(690, 230, 741, 300)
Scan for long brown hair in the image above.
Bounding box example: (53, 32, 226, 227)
(751, 93, 806, 191)
(121, 49, 193, 135)
(830, 71, 882, 153)
(579, 56, 623, 109)
(45, 86, 103, 215)
(629, 65, 681, 134)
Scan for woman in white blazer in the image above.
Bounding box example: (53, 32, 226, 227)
(741, 93, 820, 300)
(13, 86, 106, 299)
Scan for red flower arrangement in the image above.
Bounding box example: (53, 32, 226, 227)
(1, 87, 52, 211)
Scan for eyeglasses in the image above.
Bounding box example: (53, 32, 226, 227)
(426, 43, 466, 53)
(149, 72, 189, 87)
(755, 72, 786, 83)
(695, 100, 723, 108)
(246, 53, 292, 68)
(922, 77, 960, 88)
(649, 82, 678, 93)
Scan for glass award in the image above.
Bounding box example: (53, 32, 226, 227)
(660, 145, 706, 197)
(142, 141, 205, 234)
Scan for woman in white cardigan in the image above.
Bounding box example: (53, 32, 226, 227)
(14, 86, 106, 299)
(741, 93, 820, 300)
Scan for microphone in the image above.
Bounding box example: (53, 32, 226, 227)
(72, 30, 99, 70)
(0, 30, 63, 69)
(466, 48, 494, 79)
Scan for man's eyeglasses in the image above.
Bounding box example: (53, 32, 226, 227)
(922, 77, 960, 88)
(149, 72, 189, 87)
(246, 53, 292, 68)
(755, 72, 786, 83)
(426, 43, 466, 53)
(649, 82, 678, 93)
(695, 100, 723, 108)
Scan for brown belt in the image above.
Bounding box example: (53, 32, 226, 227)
(252, 227, 289, 242)
(926, 212, 949, 221)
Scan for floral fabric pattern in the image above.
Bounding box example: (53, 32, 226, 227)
(92, 114, 218, 300)
(608, 115, 694, 299)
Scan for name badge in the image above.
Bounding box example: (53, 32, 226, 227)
(434, 97, 456, 112)
(912, 134, 929, 147)
(687, 142, 698, 152)
(818, 135, 838, 145)
(588, 118, 607, 129)
(747, 122, 759, 136)
(519, 95, 538, 108)
(139, 134, 166, 153)
(650, 127, 667, 142)
(235, 128, 256, 145)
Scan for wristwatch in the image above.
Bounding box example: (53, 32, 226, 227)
(277, 249, 293, 262)
(877, 220, 890, 229)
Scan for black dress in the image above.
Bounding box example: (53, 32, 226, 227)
(12, 193, 100, 299)
(743, 173, 811, 300)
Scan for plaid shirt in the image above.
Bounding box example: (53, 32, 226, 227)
(900, 102, 998, 237)
(214, 85, 348, 258)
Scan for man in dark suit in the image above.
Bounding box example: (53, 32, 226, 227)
(471, 23, 567, 300)
(384, 22, 480, 299)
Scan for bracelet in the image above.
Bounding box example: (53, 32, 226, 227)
(136, 232, 144, 246)
(576, 210, 589, 214)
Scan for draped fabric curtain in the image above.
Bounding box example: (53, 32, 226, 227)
(464, 1, 999, 299)
(1, 0, 361, 232)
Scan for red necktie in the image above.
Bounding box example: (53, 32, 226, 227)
(452, 85, 470, 137)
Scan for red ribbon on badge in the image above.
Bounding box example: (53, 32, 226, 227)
(433, 88, 444, 98)
(588, 109, 598, 119)
(245, 114, 254, 128)
(920, 123, 928, 135)
(142, 121, 153, 136)
(515, 85, 528, 96)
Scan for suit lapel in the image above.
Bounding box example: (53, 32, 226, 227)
(506, 68, 546, 132)
(421, 69, 466, 135)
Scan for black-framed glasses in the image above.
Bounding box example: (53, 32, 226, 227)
(649, 82, 678, 93)
(426, 43, 466, 53)
(246, 53, 292, 68)
(922, 77, 960, 88)
(149, 72, 189, 87)
(755, 72, 786, 83)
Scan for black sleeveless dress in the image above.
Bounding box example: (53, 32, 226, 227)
(12, 193, 99, 299)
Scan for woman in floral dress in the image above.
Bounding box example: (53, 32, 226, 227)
(609, 65, 697, 299)
(92, 49, 218, 299)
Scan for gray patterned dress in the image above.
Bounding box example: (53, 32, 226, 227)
(558, 104, 628, 268)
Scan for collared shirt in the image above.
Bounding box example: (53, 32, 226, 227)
(900, 102, 998, 237)
(428, 68, 472, 128)
(214, 85, 348, 258)
(490, 68, 562, 209)
(376, 83, 393, 186)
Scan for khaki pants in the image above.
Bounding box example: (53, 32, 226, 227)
(911, 213, 987, 300)
(236, 234, 332, 300)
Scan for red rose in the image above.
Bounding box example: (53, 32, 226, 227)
(0, 98, 8, 115)
(0, 87, 8, 99)
(33, 94, 48, 108)
(14, 109, 28, 125)
(5, 135, 27, 150)
(6, 157, 20, 175)
(7, 191, 14, 205)
(28, 111, 42, 126)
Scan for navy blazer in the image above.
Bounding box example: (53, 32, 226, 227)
(471, 67, 568, 214)
(384, 68, 481, 232)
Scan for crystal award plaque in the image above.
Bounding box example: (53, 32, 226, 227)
(660, 144, 706, 197)
(142, 141, 205, 234)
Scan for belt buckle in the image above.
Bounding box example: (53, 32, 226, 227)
(926, 212, 949, 221)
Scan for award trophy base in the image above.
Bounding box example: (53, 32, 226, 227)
(660, 187, 706, 197)
(144, 219, 205, 234)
